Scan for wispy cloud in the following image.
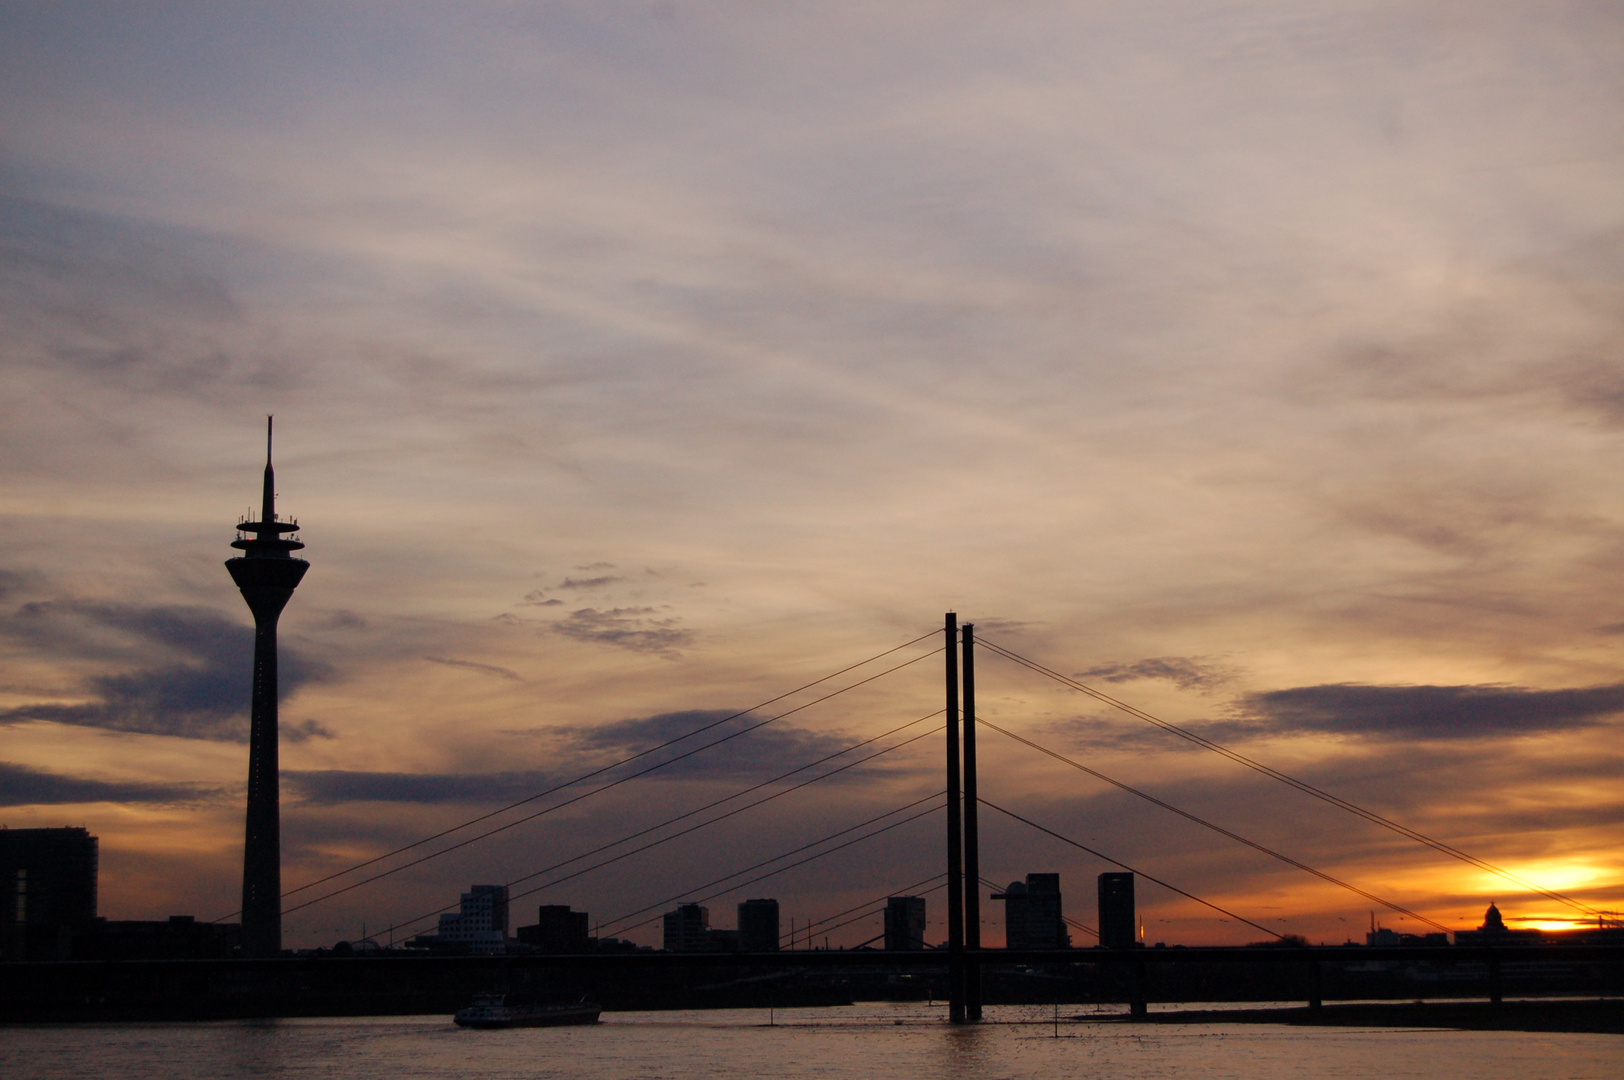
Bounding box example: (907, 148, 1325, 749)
(551, 608, 693, 656)
(557, 576, 624, 589)
(1077, 657, 1237, 693)
(425, 655, 524, 681)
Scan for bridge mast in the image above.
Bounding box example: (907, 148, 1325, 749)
(962, 621, 982, 1021)
(945, 612, 965, 1023)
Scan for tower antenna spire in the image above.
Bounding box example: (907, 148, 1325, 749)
(261, 416, 276, 527)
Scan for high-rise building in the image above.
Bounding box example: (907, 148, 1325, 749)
(1098, 872, 1135, 948)
(517, 904, 591, 953)
(884, 896, 927, 951)
(435, 884, 511, 954)
(225, 418, 309, 957)
(738, 898, 780, 953)
(663, 903, 711, 952)
(0, 827, 98, 960)
(994, 873, 1069, 949)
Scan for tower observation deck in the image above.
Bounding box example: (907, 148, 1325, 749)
(225, 417, 309, 957)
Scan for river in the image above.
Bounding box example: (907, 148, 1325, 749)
(4, 1003, 1620, 1079)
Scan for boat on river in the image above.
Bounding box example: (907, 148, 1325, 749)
(453, 993, 601, 1029)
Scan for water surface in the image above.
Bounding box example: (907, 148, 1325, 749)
(5, 1003, 1620, 1079)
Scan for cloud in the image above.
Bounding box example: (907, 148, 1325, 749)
(566, 709, 857, 780)
(0, 569, 31, 601)
(425, 655, 524, 681)
(0, 598, 332, 741)
(3, 3, 1622, 942)
(551, 607, 693, 655)
(1048, 714, 1271, 753)
(285, 768, 560, 806)
(0, 194, 259, 404)
(557, 576, 624, 589)
(282, 718, 337, 743)
(1077, 657, 1237, 692)
(1241, 683, 1624, 740)
(288, 709, 870, 804)
(0, 761, 219, 807)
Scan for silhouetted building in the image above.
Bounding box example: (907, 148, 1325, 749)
(663, 903, 711, 952)
(1366, 914, 1448, 947)
(0, 827, 98, 960)
(226, 419, 309, 957)
(995, 873, 1069, 949)
(1098, 872, 1135, 949)
(884, 896, 926, 951)
(433, 884, 510, 954)
(82, 915, 240, 960)
(1454, 902, 1542, 946)
(516, 904, 590, 953)
(595, 935, 647, 954)
(738, 898, 780, 952)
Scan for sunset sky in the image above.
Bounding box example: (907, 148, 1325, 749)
(2, 2, 1622, 950)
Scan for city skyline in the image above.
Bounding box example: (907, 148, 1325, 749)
(2, 2, 1623, 950)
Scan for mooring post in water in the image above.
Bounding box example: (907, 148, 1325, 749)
(945, 612, 965, 1024)
(961, 621, 982, 1023)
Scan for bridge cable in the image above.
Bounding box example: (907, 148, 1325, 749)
(804, 877, 952, 948)
(980, 637, 1600, 917)
(795, 872, 947, 946)
(980, 797, 1286, 940)
(980, 717, 1452, 933)
(368, 716, 944, 941)
(597, 794, 946, 938)
(255, 628, 940, 915)
(276, 646, 943, 920)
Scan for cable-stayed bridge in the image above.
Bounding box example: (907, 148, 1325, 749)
(179, 613, 1622, 1022)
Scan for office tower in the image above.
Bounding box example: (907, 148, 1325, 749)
(994, 873, 1068, 949)
(225, 419, 308, 957)
(436, 884, 511, 954)
(1098, 872, 1135, 948)
(0, 827, 97, 960)
(518, 904, 591, 953)
(738, 898, 780, 953)
(662, 903, 711, 952)
(884, 895, 927, 951)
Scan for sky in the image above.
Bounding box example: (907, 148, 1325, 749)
(2, 1, 1622, 950)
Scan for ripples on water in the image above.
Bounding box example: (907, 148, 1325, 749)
(4, 1004, 1620, 1080)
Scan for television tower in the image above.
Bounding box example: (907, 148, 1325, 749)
(226, 417, 308, 957)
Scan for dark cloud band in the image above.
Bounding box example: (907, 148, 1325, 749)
(0, 596, 330, 742)
(1244, 682, 1624, 740)
(0, 761, 217, 807)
